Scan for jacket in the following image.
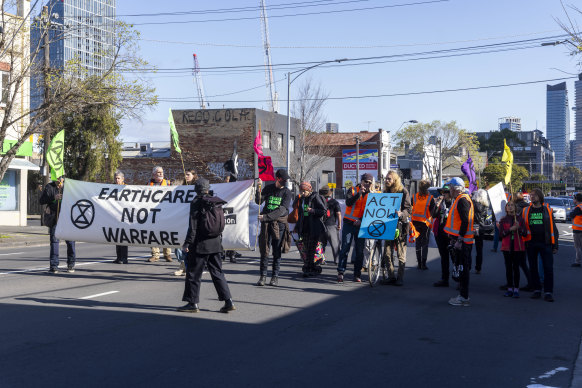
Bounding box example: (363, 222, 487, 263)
(344, 185, 370, 223)
(499, 215, 527, 251)
(444, 193, 475, 244)
(296, 192, 327, 237)
(411, 193, 434, 226)
(383, 186, 412, 239)
(522, 203, 558, 249)
(182, 194, 226, 254)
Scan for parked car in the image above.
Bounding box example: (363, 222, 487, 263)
(556, 196, 574, 220)
(544, 197, 568, 222)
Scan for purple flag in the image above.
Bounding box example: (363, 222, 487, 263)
(461, 153, 477, 194)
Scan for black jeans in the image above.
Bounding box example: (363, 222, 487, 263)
(526, 241, 554, 294)
(260, 221, 286, 277)
(116, 245, 128, 262)
(183, 251, 232, 304)
(502, 250, 524, 289)
(455, 243, 473, 299)
(474, 234, 484, 271)
(436, 232, 450, 281)
(413, 221, 430, 267)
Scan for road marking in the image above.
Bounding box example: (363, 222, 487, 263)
(0, 256, 150, 276)
(80, 291, 119, 300)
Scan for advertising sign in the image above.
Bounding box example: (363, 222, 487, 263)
(358, 193, 403, 240)
(342, 149, 378, 187)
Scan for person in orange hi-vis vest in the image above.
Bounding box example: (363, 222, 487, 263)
(336, 173, 375, 283)
(570, 192, 582, 268)
(444, 177, 474, 307)
(380, 170, 412, 286)
(411, 180, 436, 270)
(522, 188, 558, 302)
(146, 166, 173, 263)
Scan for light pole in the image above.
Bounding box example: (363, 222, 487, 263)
(286, 58, 348, 186)
(391, 119, 417, 172)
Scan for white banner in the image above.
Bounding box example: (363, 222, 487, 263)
(55, 179, 256, 250)
(487, 182, 507, 222)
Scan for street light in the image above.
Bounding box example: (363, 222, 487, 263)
(389, 119, 417, 174)
(286, 58, 348, 186)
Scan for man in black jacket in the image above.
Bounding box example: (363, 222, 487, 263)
(256, 169, 292, 286)
(178, 178, 235, 313)
(39, 176, 76, 274)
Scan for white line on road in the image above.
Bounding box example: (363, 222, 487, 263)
(0, 256, 150, 276)
(80, 291, 119, 300)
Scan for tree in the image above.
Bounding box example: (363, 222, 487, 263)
(556, 1, 582, 61)
(394, 120, 481, 184)
(481, 157, 529, 191)
(0, 3, 157, 183)
(554, 165, 582, 184)
(477, 128, 525, 154)
(523, 174, 552, 194)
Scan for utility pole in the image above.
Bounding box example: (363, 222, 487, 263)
(355, 136, 360, 185)
(40, 5, 51, 186)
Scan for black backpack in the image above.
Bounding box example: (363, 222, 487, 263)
(197, 196, 226, 238)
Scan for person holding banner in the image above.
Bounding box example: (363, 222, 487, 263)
(256, 169, 292, 287)
(380, 170, 411, 286)
(147, 166, 173, 263)
(112, 171, 129, 265)
(337, 173, 375, 283)
(40, 176, 76, 274)
(445, 177, 475, 306)
(411, 179, 436, 270)
(174, 169, 197, 276)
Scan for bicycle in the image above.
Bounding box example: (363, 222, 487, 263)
(365, 239, 387, 286)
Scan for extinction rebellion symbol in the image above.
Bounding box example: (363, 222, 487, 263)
(368, 220, 386, 238)
(71, 199, 95, 229)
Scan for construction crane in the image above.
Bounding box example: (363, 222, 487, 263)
(192, 53, 207, 109)
(259, 0, 278, 112)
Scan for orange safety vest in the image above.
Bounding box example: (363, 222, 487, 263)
(444, 193, 475, 244)
(148, 179, 169, 186)
(411, 193, 433, 226)
(344, 186, 372, 222)
(522, 203, 556, 243)
(573, 204, 582, 232)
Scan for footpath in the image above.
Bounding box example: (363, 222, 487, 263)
(0, 217, 49, 249)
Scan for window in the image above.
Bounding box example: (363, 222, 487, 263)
(383, 152, 387, 169)
(0, 72, 9, 106)
(0, 169, 19, 211)
(263, 131, 271, 149)
(290, 136, 296, 153)
(277, 133, 284, 150)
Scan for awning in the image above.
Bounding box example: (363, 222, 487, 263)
(2, 157, 40, 171)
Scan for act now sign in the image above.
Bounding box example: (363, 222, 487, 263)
(358, 193, 403, 240)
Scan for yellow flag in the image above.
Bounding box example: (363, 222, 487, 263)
(501, 139, 513, 185)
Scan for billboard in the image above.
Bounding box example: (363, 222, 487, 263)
(342, 149, 378, 187)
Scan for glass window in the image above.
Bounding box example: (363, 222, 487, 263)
(262, 131, 270, 149)
(277, 133, 284, 150)
(290, 136, 295, 153)
(0, 169, 19, 211)
(1, 72, 9, 105)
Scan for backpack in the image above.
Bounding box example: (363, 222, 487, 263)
(318, 194, 329, 223)
(197, 196, 226, 238)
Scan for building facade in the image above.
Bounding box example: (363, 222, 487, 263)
(546, 82, 570, 164)
(574, 74, 582, 169)
(499, 117, 521, 131)
(325, 123, 339, 133)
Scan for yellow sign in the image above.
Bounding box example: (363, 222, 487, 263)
(327, 183, 336, 189)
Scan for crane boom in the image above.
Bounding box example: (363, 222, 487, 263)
(259, 0, 278, 112)
(192, 53, 207, 109)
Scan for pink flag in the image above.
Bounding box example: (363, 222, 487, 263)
(254, 121, 263, 156)
(258, 156, 275, 181)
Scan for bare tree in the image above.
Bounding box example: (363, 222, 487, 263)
(555, 1, 582, 63)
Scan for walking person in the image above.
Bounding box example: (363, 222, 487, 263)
(380, 170, 412, 286)
(177, 178, 235, 313)
(174, 169, 197, 276)
(112, 171, 129, 264)
(320, 186, 342, 264)
(522, 188, 558, 302)
(411, 179, 435, 270)
(336, 173, 375, 283)
(432, 184, 453, 287)
(256, 169, 292, 287)
(295, 182, 327, 277)
(445, 177, 475, 306)
(472, 189, 490, 274)
(147, 166, 173, 263)
(499, 201, 527, 298)
(569, 192, 582, 268)
(40, 176, 76, 273)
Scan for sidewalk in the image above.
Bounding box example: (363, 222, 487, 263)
(0, 217, 49, 249)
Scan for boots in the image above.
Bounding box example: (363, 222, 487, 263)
(395, 262, 405, 286)
(147, 256, 159, 262)
(256, 276, 266, 286)
(177, 303, 199, 313)
(269, 276, 278, 286)
(164, 254, 173, 262)
(220, 299, 236, 313)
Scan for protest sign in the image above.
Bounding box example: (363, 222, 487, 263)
(487, 182, 507, 222)
(358, 193, 403, 240)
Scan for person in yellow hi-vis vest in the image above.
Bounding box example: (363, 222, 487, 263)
(411, 179, 436, 270)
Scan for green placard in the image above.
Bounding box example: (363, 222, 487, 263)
(1, 140, 33, 156)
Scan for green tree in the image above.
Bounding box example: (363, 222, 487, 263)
(53, 103, 122, 182)
(477, 128, 525, 154)
(554, 165, 582, 184)
(482, 157, 529, 191)
(523, 174, 552, 194)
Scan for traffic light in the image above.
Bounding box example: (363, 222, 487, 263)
(560, 179, 564, 184)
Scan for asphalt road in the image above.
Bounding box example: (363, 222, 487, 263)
(1, 224, 581, 388)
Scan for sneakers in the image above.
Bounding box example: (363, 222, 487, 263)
(67, 266, 75, 273)
(448, 295, 470, 306)
(269, 277, 278, 286)
(544, 293, 554, 302)
(174, 262, 186, 276)
(48, 267, 59, 274)
(256, 276, 266, 286)
(433, 280, 449, 287)
(337, 273, 344, 283)
(353, 276, 362, 283)
(220, 299, 236, 313)
(530, 291, 542, 299)
(512, 291, 520, 298)
(503, 290, 513, 297)
(147, 256, 159, 262)
(177, 303, 199, 313)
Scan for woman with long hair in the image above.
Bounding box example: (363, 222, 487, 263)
(499, 201, 527, 298)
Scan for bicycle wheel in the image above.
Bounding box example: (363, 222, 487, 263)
(368, 241, 382, 286)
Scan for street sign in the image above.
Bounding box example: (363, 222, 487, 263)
(327, 183, 336, 189)
(390, 164, 400, 169)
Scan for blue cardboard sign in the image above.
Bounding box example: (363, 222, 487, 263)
(358, 193, 403, 240)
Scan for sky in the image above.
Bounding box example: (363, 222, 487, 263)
(113, 0, 582, 143)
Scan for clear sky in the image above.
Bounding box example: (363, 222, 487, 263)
(115, 0, 581, 143)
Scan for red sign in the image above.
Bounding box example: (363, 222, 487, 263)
(343, 163, 377, 170)
(258, 156, 275, 181)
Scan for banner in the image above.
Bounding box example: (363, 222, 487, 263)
(342, 149, 378, 187)
(487, 182, 507, 222)
(358, 193, 403, 240)
(258, 155, 275, 181)
(55, 179, 256, 250)
(46, 130, 65, 181)
(502, 139, 513, 185)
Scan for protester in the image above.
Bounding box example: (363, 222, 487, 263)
(174, 169, 197, 276)
(147, 166, 173, 263)
(522, 188, 558, 302)
(499, 201, 527, 298)
(472, 189, 490, 274)
(570, 192, 582, 268)
(39, 176, 76, 273)
(295, 182, 327, 277)
(222, 168, 242, 264)
(337, 173, 375, 283)
(380, 170, 411, 286)
(112, 171, 129, 264)
(432, 184, 453, 287)
(444, 177, 475, 306)
(320, 186, 342, 264)
(178, 178, 235, 313)
(411, 179, 436, 270)
(256, 169, 292, 287)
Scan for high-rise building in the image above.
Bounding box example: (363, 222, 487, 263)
(326, 123, 339, 133)
(574, 74, 582, 169)
(498, 117, 521, 131)
(30, 0, 116, 111)
(546, 82, 570, 164)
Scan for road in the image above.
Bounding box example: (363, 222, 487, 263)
(0, 224, 581, 388)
